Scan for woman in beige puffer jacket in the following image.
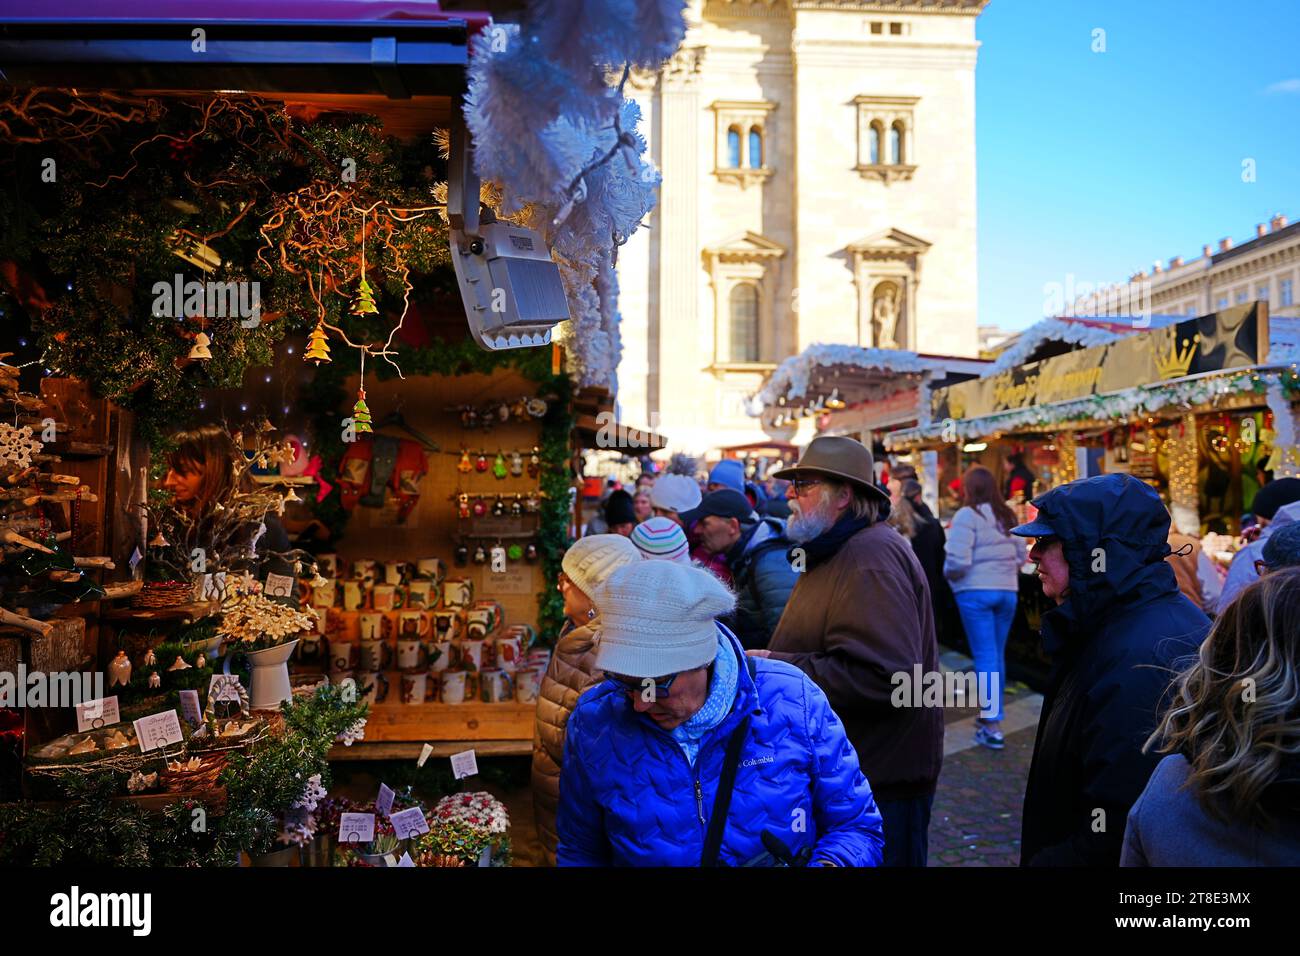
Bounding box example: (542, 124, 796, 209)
(531, 534, 642, 864)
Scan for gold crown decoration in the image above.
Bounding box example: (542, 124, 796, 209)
(1153, 332, 1200, 380)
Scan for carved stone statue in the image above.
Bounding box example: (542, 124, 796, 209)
(873, 283, 901, 349)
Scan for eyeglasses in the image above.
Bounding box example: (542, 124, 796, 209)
(1256, 559, 1274, 577)
(604, 671, 682, 700)
(789, 477, 825, 495)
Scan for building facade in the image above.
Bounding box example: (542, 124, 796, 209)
(1068, 214, 1300, 324)
(616, 0, 986, 454)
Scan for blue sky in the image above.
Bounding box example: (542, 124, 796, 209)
(976, 0, 1300, 330)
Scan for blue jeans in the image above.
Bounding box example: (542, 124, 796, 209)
(877, 794, 935, 867)
(953, 588, 1017, 722)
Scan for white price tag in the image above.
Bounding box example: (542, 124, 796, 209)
(132, 710, 184, 753)
(338, 812, 376, 844)
(397, 852, 416, 868)
(417, 743, 433, 768)
(389, 806, 430, 839)
(264, 571, 294, 599)
(75, 696, 120, 732)
(376, 783, 395, 818)
(178, 689, 202, 729)
(478, 845, 492, 867)
(450, 749, 478, 780)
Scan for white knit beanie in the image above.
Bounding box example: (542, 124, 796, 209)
(594, 560, 735, 678)
(649, 473, 702, 514)
(561, 534, 642, 601)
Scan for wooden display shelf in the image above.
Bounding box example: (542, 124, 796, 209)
(329, 739, 531, 760)
(101, 600, 217, 624)
(354, 700, 536, 745)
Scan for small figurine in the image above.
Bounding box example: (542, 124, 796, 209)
(510, 494, 523, 517)
(473, 545, 488, 565)
(454, 544, 469, 567)
(492, 451, 508, 480)
(108, 650, 132, 689)
(524, 492, 541, 514)
(491, 496, 506, 518)
(472, 497, 488, 518)
(525, 543, 539, 563)
(148, 671, 161, 689)
(507, 544, 524, 562)
(510, 450, 524, 477)
(475, 453, 489, 473)
(457, 492, 471, 519)
(497, 402, 511, 423)
(194, 653, 207, 668)
(143, 648, 157, 667)
(527, 446, 541, 479)
(458, 449, 473, 473)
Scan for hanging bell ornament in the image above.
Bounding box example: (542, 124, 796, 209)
(525, 543, 538, 563)
(148, 671, 161, 689)
(108, 650, 133, 688)
(143, 648, 157, 667)
(507, 543, 524, 561)
(188, 331, 213, 361)
(305, 323, 332, 364)
(283, 485, 302, 504)
(510, 494, 523, 518)
(492, 451, 508, 480)
(475, 454, 489, 473)
(491, 496, 506, 518)
(458, 449, 473, 473)
(352, 387, 373, 434)
(472, 497, 488, 518)
(457, 492, 471, 519)
(149, 530, 169, 548)
(351, 275, 379, 316)
(472, 545, 488, 565)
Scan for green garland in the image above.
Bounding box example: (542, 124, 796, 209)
(0, 685, 367, 866)
(300, 326, 573, 644)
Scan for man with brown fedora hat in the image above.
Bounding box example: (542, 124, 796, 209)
(750, 435, 943, 866)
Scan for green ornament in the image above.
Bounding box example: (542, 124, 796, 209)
(351, 276, 378, 316)
(492, 451, 507, 479)
(507, 544, 523, 561)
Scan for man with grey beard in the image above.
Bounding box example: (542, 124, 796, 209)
(750, 436, 943, 866)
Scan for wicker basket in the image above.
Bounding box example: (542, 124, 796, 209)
(132, 581, 194, 609)
(162, 753, 227, 792)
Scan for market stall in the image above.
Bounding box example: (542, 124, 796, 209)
(0, 0, 688, 865)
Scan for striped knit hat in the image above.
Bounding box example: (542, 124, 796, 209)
(629, 517, 691, 564)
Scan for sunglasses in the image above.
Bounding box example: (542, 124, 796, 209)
(604, 671, 682, 700)
(789, 477, 825, 495)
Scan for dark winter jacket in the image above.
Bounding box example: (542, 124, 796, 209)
(557, 625, 885, 866)
(1019, 475, 1207, 866)
(1121, 754, 1300, 866)
(725, 517, 798, 650)
(768, 515, 943, 800)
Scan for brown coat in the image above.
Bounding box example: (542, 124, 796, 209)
(530, 617, 602, 865)
(1166, 531, 1204, 610)
(767, 521, 943, 800)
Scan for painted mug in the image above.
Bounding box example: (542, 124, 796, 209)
(328, 641, 359, 675)
(493, 635, 521, 672)
(400, 672, 429, 705)
(383, 561, 408, 586)
(439, 670, 467, 705)
(352, 559, 380, 585)
(316, 553, 340, 578)
(360, 672, 390, 706)
(406, 581, 436, 609)
(428, 640, 452, 673)
(359, 612, 389, 641)
(396, 637, 427, 671)
(480, 668, 514, 703)
(514, 666, 542, 704)
(310, 578, 337, 610)
(372, 584, 401, 613)
(416, 557, 445, 583)
(433, 610, 462, 641)
(358, 635, 392, 671)
(398, 611, 430, 639)
(342, 580, 366, 612)
(458, 639, 486, 672)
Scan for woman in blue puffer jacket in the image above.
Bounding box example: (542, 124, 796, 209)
(557, 559, 884, 866)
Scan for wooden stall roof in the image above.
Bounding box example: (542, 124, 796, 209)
(572, 385, 668, 451)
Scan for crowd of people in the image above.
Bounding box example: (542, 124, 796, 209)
(531, 437, 1300, 867)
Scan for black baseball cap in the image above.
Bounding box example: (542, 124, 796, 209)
(679, 489, 755, 526)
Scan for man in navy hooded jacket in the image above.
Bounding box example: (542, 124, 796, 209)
(1011, 474, 1207, 866)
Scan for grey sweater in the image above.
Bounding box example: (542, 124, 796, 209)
(1121, 754, 1300, 866)
(943, 504, 1027, 593)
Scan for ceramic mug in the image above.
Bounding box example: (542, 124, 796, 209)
(396, 637, 427, 671)
(316, 553, 340, 578)
(400, 672, 428, 705)
(480, 668, 514, 703)
(416, 557, 445, 583)
(428, 640, 452, 673)
(310, 578, 337, 610)
(442, 578, 473, 608)
(406, 581, 436, 609)
(458, 639, 486, 672)
(360, 672, 389, 706)
(358, 635, 392, 671)
(383, 561, 408, 586)
(372, 584, 401, 613)
(493, 635, 521, 672)
(328, 641, 359, 676)
(439, 670, 467, 705)
(352, 559, 380, 585)
(433, 610, 462, 641)
(342, 580, 366, 612)
(514, 666, 542, 704)
(398, 611, 430, 639)
(359, 612, 389, 641)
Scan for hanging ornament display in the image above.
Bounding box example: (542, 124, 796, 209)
(107, 650, 132, 689)
(351, 212, 379, 316)
(0, 423, 43, 469)
(188, 330, 213, 361)
(492, 451, 508, 480)
(458, 449, 473, 473)
(305, 322, 332, 364)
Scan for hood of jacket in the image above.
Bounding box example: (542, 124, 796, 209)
(1032, 474, 1181, 650)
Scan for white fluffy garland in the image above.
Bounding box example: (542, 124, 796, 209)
(463, 4, 684, 388)
(987, 318, 1123, 373)
(748, 343, 929, 415)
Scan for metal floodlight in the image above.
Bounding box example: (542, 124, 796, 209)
(448, 119, 571, 350)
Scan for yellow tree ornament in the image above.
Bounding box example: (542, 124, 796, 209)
(189, 331, 213, 361)
(305, 323, 331, 364)
(351, 276, 378, 316)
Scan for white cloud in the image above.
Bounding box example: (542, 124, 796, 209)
(1265, 78, 1300, 94)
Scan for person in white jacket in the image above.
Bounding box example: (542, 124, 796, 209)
(943, 465, 1028, 749)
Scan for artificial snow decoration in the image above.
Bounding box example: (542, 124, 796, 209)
(462, 2, 684, 388)
(0, 422, 43, 468)
(985, 317, 1143, 374)
(750, 343, 930, 415)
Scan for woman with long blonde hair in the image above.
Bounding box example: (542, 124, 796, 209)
(1121, 567, 1300, 865)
